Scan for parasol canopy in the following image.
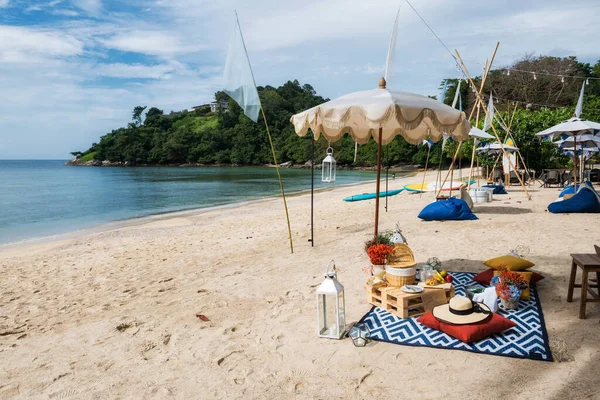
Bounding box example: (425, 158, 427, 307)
(476, 141, 518, 154)
(469, 127, 495, 139)
(535, 117, 600, 140)
(290, 83, 471, 145)
(555, 134, 600, 148)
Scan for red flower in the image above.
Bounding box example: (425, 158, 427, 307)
(366, 244, 394, 265)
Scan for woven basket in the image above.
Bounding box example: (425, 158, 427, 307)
(385, 265, 416, 287)
(387, 243, 416, 268)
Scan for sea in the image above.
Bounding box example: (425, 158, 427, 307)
(0, 160, 377, 245)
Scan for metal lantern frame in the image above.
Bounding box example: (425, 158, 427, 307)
(316, 260, 345, 339)
(321, 147, 336, 183)
(348, 322, 371, 347)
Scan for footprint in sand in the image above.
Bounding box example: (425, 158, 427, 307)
(48, 388, 78, 399)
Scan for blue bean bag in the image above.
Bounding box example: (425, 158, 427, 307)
(548, 184, 600, 214)
(418, 198, 478, 221)
(559, 181, 597, 198)
(482, 184, 507, 195)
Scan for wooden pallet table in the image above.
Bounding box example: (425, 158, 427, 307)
(366, 283, 455, 319)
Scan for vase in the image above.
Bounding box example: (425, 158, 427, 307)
(372, 264, 385, 278)
(501, 297, 520, 310)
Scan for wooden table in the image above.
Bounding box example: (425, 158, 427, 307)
(366, 283, 454, 319)
(567, 253, 600, 319)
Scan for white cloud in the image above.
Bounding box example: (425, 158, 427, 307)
(0, 0, 9, 8)
(101, 30, 200, 57)
(71, 0, 101, 15)
(51, 9, 79, 17)
(92, 62, 183, 79)
(0, 26, 83, 62)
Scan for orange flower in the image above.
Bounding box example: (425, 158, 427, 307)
(366, 244, 394, 265)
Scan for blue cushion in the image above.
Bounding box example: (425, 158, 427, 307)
(418, 198, 478, 221)
(482, 185, 507, 194)
(559, 181, 597, 198)
(548, 186, 600, 214)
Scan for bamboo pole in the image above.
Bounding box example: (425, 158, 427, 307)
(436, 43, 499, 198)
(494, 103, 531, 184)
(467, 60, 487, 190)
(455, 50, 532, 200)
(467, 97, 483, 189)
(260, 107, 294, 253)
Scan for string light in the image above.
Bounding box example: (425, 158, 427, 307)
(561, 76, 564, 83)
(586, 78, 590, 85)
(533, 72, 537, 80)
(493, 67, 600, 82)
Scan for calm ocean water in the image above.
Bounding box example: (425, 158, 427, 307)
(0, 160, 376, 244)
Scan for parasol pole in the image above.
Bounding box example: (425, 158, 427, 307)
(455, 49, 531, 200)
(573, 135, 578, 188)
(374, 127, 383, 241)
(436, 143, 443, 190)
(310, 132, 315, 247)
(385, 145, 389, 212)
(476, 157, 480, 187)
(420, 143, 432, 198)
(436, 43, 499, 198)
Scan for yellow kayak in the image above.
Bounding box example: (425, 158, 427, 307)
(404, 180, 475, 193)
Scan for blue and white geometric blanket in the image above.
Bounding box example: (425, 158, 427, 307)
(358, 272, 553, 361)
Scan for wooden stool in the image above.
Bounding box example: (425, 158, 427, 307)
(567, 253, 600, 319)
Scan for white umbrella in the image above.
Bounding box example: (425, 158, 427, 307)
(555, 134, 600, 148)
(469, 127, 495, 140)
(476, 141, 519, 154)
(535, 117, 600, 140)
(537, 117, 600, 187)
(291, 82, 470, 145)
(290, 78, 471, 239)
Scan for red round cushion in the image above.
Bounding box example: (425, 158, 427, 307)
(417, 311, 516, 343)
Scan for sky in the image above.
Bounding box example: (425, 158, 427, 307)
(0, 0, 598, 159)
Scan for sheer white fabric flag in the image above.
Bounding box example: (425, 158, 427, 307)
(575, 81, 585, 118)
(451, 80, 461, 109)
(483, 92, 494, 131)
(223, 13, 261, 122)
(384, 6, 401, 87)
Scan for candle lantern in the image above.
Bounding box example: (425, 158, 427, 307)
(348, 322, 371, 347)
(316, 260, 345, 339)
(321, 147, 336, 183)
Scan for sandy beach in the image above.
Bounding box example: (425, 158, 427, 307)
(1, 170, 599, 400)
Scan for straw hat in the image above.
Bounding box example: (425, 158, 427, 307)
(432, 296, 492, 325)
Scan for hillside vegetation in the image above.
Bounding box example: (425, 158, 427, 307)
(73, 56, 600, 170)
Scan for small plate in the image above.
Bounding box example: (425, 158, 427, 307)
(401, 284, 424, 293)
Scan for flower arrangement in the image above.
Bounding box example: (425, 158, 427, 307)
(491, 268, 528, 309)
(366, 243, 394, 265)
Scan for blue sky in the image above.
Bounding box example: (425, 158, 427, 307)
(0, 0, 598, 159)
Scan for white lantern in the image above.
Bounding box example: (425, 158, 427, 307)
(321, 147, 336, 183)
(316, 260, 345, 339)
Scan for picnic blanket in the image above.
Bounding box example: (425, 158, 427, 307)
(358, 271, 552, 361)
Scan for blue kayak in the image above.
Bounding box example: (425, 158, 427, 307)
(343, 189, 404, 202)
